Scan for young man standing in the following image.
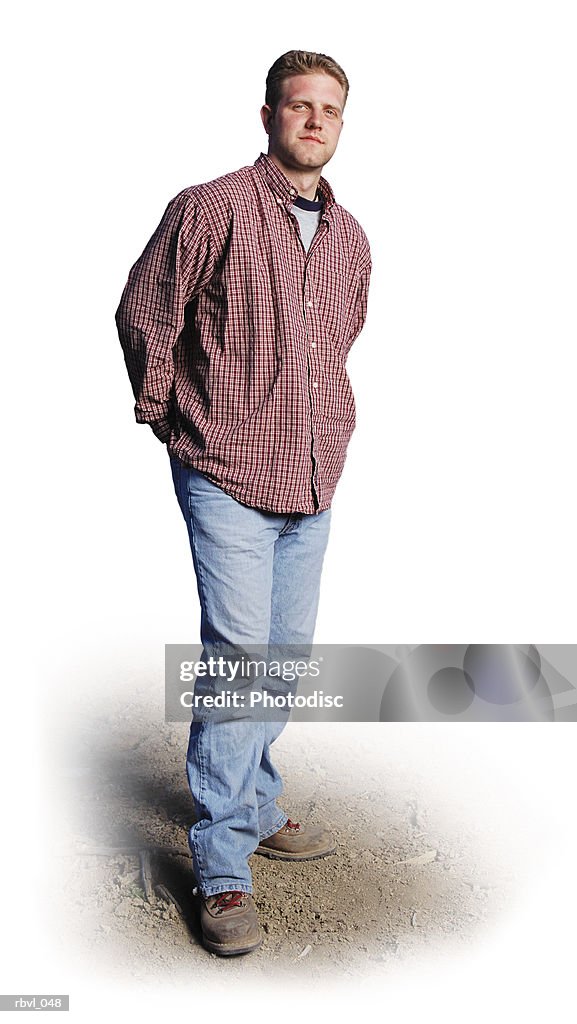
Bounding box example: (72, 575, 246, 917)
(116, 50, 371, 956)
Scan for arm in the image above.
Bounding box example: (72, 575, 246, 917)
(343, 241, 372, 356)
(115, 190, 216, 442)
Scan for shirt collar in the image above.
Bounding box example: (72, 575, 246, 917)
(253, 152, 336, 215)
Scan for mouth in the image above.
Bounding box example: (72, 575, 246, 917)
(300, 136, 323, 144)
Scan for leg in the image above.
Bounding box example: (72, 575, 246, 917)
(269, 508, 332, 647)
(170, 456, 288, 895)
(256, 509, 332, 837)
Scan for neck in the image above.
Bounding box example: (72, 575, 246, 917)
(267, 152, 321, 201)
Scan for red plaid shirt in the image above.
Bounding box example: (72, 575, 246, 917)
(115, 152, 371, 513)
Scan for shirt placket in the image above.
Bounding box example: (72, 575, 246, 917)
(304, 219, 330, 512)
(284, 197, 330, 512)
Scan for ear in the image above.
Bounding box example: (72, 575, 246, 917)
(260, 104, 273, 135)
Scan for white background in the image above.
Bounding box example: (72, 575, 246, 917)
(2, 0, 576, 1019)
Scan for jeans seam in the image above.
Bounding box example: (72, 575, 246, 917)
(191, 719, 208, 886)
(185, 495, 212, 640)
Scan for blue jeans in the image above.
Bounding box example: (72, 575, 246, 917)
(169, 455, 331, 897)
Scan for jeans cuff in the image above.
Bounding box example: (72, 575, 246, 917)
(198, 883, 254, 898)
(258, 812, 288, 843)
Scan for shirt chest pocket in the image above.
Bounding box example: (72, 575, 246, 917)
(312, 265, 351, 335)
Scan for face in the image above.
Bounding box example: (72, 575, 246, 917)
(260, 72, 345, 174)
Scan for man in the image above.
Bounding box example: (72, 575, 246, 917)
(115, 50, 371, 956)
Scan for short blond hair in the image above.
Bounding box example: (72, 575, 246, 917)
(265, 50, 349, 113)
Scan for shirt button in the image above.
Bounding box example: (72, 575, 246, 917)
(310, 342, 317, 348)
(312, 381, 319, 389)
(307, 300, 313, 308)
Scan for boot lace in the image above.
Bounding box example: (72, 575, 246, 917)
(214, 891, 246, 913)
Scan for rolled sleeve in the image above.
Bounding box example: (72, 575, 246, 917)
(115, 191, 216, 438)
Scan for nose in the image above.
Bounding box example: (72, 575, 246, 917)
(305, 109, 322, 130)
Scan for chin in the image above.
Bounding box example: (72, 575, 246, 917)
(297, 150, 325, 165)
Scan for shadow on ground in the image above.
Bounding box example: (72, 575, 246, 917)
(46, 686, 518, 979)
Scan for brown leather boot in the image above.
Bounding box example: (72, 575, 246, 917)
(256, 819, 336, 861)
(200, 891, 263, 956)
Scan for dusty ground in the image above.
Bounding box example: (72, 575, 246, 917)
(42, 677, 540, 983)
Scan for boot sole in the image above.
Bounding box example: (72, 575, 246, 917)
(254, 845, 337, 861)
(203, 935, 263, 956)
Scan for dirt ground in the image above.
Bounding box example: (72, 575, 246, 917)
(42, 676, 539, 984)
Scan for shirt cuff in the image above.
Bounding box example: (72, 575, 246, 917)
(149, 417, 172, 444)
